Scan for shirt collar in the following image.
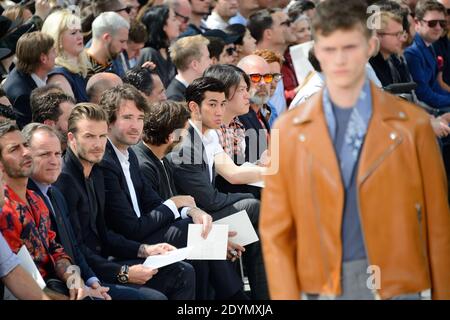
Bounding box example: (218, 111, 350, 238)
(31, 179, 51, 195)
(31, 73, 47, 87)
(175, 74, 189, 88)
(108, 138, 129, 164)
(189, 119, 215, 144)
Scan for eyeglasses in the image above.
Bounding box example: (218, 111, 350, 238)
(175, 11, 190, 24)
(225, 46, 237, 56)
(248, 73, 274, 84)
(272, 73, 283, 82)
(421, 19, 447, 29)
(378, 30, 407, 39)
(115, 6, 132, 14)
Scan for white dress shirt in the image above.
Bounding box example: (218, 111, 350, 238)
(189, 120, 224, 183)
(110, 140, 184, 219)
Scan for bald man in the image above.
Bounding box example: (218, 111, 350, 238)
(86, 72, 123, 104)
(237, 55, 271, 163)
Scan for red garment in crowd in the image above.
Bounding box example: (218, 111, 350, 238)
(0, 185, 71, 279)
(282, 50, 299, 106)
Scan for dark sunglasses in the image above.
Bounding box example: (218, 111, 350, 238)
(272, 73, 283, 82)
(225, 47, 237, 56)
(421, 19, 447, 28)
(175, 11, 190, 23)
(248, 73, 274, 84)
(115, 6, 132, 14)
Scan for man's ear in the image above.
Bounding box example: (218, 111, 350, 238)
(263, 28, 273, 42)
(40, 52, 48, 65)
(188, 100, 199, 114)
(191, 59, 199, 72)
(103, 33, 112, 43)
(368, 36, 379, 58)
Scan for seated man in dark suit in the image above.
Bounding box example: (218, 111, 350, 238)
(23, 122, 158, 300)
(100, 85, 248, 300)
(54, 103, 195, 300)
(166, 35, 212, 101)
(168, 77, 269, 299)
(3, 32, 56, 128)
(404, 0, 450, 109)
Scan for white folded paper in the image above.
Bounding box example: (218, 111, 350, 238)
(143, 247, 193, 269)
(187, 224, 228, 260)
(289, 41, 315, 84)
(214, 210, 259, 247)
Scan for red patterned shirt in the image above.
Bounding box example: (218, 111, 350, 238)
(216, 117, 246, 161)
(0, 185, 71, 279)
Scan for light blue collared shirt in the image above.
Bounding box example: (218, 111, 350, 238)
(0, 230, 19, 278)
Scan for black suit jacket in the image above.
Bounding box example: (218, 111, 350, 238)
(166, 78, 186, 102)
(168, 124, 253, 213)
(238, 107, 270, 163)
(3, 67, 37, 128)
(27, 179, 97, 282)
(54, 147, 141, 283)
(132, 141, 177, 200)
(99, 140, 175, 242)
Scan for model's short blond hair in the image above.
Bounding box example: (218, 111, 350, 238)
(169, 35, 209, 72)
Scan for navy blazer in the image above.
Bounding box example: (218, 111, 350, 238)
(27, 180, 97, 282)
(2, 67, 37, 128)
(54, 147, 141, 283)
(166, 78, 187, 102)
(404, 34, 450, 109)
(238, 107, 270, 163)
(168, 124, 254, 213)
(99, 140, 175, 242)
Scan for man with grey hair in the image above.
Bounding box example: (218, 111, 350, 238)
(164, 0, 192, 33)
(86, 72, 124, 104)
(237, 55, 271, 163)
(86, 12, 130, 79)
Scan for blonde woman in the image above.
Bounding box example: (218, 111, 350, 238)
(42, 9, 90, 102)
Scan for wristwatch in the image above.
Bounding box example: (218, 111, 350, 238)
(117, 265, 129, 284)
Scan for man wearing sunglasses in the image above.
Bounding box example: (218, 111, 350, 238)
(404, 0, 450, 109)
(237, 55, 272, 164)
(433, 0, 450, 89)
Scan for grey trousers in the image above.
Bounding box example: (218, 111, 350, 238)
(303, 260, 426, 300)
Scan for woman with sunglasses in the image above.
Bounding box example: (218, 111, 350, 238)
(137, 5, 180, 88)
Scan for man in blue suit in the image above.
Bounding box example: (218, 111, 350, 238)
(404, 0, 450, 110)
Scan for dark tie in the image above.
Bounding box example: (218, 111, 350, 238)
(46, 187, 75, 261)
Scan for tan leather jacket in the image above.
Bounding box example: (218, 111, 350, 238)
(260, 84, 450, 300)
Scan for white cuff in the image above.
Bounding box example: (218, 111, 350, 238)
(180, 207, 191, 219)
(163, 199, 180, 219)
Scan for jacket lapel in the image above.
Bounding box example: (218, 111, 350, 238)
(357, 85, 405, 186)
(292, 92, 342, 191)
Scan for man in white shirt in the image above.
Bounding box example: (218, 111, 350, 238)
(205, 0, 239, 30)
(169, 77, 269, 299)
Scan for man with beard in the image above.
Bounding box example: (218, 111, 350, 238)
(0, 121, 109, 299)
(54, 103, 195, 300)
(237, 55, 271, 163)
(31, 92, 75, 152)
(86, 12, 130, 79)
(0, 167, 51, 300)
